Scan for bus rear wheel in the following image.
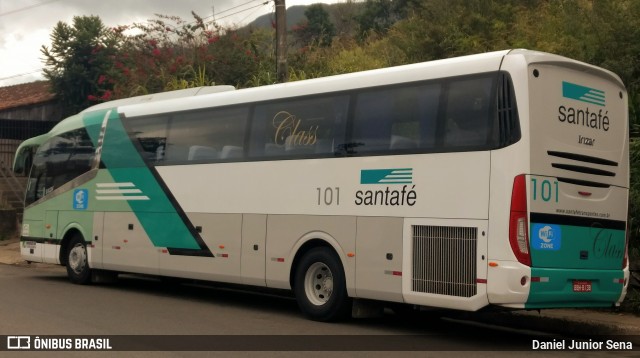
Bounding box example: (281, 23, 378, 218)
(293, 247, 350, 321)
(66, 235, 91, 285)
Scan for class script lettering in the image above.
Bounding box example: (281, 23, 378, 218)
(273, 111, 318, 146)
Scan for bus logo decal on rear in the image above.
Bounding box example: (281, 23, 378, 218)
(562, 81, 605, 107)
(532, 224, 562, 251)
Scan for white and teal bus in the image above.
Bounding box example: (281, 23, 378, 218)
(18, 49, 629, 321)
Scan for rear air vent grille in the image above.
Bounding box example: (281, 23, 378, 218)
(547, 150, 618, 181)
(557, 177, 610, 188)
(547, 151, 618, 166)
(551, 163, 616, 177)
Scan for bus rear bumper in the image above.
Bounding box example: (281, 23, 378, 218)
(486, 261, 628, 309)
(486, 260, 531, 308)
(524, 267, 628, 309)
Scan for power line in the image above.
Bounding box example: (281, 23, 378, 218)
(216, 1, 271, 22)
(204, 0, 265, 21)
(0, 70, 42, 82)
(0, 0, 62, 18)
(237, 2, 271, 24)
(181, 0, 270, 27)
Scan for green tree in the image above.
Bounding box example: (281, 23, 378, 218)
(41, 16, 118, 116)
(293, 4, 336, 48)
(385, 0, 530, 62)
(327, 0, 362, 38)
(357, 0, 417, 38)
(358, 0, 395, 37)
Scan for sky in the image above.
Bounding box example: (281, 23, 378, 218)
(0, 0, 339, 87)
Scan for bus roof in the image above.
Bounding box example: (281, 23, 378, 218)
(79, 85, 235, 114)
(17, 133, 49, 147)
(507, 49, 625, 88)
(30, 85, 237, 140)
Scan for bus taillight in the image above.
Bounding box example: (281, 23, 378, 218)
(509, 175, 531, 266)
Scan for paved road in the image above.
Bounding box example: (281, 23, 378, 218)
(0, 264, 633, 356)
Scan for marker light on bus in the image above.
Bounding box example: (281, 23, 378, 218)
(531, 277, 549, 283)
(509, 175, 531, 266)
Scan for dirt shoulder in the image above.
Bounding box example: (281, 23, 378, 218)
(0, 236, 23, 265)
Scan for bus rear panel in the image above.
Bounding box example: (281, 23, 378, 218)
(503, 51, 629, 309)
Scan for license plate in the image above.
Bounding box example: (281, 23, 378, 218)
(24, 241, 36, 249)
(573, 280, 592, 292)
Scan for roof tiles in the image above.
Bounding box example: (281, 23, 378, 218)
(0, 81, 56, 111)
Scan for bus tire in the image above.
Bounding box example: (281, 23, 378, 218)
(293, 247, 351, 322)
(66, 235, 91, 285)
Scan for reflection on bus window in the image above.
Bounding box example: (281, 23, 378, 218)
(25, 128, 96, 205)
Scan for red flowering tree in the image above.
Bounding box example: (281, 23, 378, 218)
(106, 12, 270, 98)
(43, 12, 275, 108)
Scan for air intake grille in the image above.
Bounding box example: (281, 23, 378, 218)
(412, 225, 477, 297)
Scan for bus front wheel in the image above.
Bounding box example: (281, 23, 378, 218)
(66, 235, 91, 285)
(293, 247, 351, 321)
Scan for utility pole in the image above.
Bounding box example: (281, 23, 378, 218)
(275, 0, 287, 83)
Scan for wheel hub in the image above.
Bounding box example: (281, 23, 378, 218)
(69, 244, 86, 274)
(305, 262, 334, 306)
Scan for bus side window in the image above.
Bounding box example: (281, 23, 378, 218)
(249, 95, 349, 158)
(352, 91, 394, 152)
(443, 77, 494, 148)
(352, 83, 440, 154)
(24, 128, 96, 206)
(126, 116, 170, 163)
(416, 85, 440, 149)
(165, 107, 248, 163)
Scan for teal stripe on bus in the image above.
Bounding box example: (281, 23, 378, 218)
(91, 110, 205, 251)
